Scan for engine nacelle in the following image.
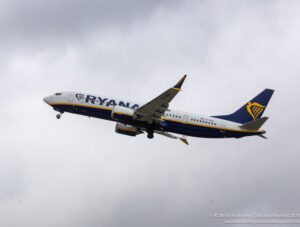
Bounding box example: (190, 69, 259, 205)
(115, 123, 138, 136)
(111, 105, 135, 121)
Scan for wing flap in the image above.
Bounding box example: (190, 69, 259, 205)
(155, 131, 189, 145)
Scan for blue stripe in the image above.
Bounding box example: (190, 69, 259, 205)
(162, 120, 257, 138)
(52, 104, 262, 138)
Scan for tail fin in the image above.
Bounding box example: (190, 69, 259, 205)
(213, 89, 274, 124)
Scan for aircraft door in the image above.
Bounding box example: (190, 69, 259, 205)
(68, 94, 75, 105)
(182, 114, 189, 123)
(220, 122, 226, 134)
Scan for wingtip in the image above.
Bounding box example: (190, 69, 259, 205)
(265, 88, 275, 92)
(174, 75, 187, 90)
(180, 138, 189, 145)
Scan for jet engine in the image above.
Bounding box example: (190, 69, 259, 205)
(111, 105, 135, 121)
(115, 123, 141, 137)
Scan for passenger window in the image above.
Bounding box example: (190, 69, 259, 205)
(55, 92, 62, 96)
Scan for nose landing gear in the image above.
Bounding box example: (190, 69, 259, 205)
(56, 112, 64, 119)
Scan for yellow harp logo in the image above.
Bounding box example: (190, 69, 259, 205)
(247, 102, 265, 120)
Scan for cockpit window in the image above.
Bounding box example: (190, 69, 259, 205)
(55, 92, 62, 96)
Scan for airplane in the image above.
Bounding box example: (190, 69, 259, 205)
(43, 75, 274, 145)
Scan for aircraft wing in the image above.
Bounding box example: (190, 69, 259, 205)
(135, 75, 187, 123)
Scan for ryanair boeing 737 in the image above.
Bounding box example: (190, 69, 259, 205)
(43, 76, 274, 145)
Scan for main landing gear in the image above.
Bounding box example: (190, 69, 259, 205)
(146, 129, 154, 139)
(147, 133, 154, 139)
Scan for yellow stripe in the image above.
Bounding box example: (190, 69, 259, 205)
(51, 103, 112, 111)
(118, 128, 136, 133)
(254, 107, 261, 115)
(173, 88, 182, 91)
(252, 106, 257, 113)
(51, 103, 133, 118)
(52, 103, 132, 116)
(254, 108, 263, 119)
(51, 103, 262, 134)
(176, 76, 186, 86)
(253, 108, 260, 117)
(161, 117, 263, 134)
(114, 111, 133, 117)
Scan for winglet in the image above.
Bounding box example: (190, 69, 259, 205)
(180, 137, 189, 145)
(173, 75, 187, 91)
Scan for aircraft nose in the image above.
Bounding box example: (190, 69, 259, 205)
(43, 96, 51, 104)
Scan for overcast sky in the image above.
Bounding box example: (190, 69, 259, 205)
(0, 0, 300, 226)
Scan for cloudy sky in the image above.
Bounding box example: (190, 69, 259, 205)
(0, 0, 300, 226)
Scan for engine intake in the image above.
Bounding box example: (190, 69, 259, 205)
(111, 105, 135, 121)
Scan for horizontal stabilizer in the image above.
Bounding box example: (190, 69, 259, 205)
(258, 134, 268, 139)
(239, 117, 269, 131)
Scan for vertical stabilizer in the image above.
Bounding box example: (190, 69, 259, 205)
(213, 89, 274, 124)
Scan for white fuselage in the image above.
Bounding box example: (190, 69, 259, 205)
(44, 91, 253, 138)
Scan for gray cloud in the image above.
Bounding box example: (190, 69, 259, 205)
(0, 0, 182, 50)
